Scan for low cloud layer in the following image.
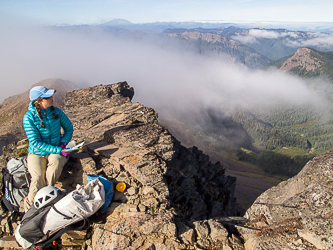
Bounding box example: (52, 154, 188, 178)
(249, 29, 299, 39)
(233, 29, 333, 49)
(0, 17, 329, 120)
(287, 32, 333, 48)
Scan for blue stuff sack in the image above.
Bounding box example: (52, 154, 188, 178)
(87, 174, 114, 211)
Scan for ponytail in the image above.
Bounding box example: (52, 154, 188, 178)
(50, 106, 59, 120)
(33, 98, 45, 128)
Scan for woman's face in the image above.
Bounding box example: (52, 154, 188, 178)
(38, 96, 54, 109)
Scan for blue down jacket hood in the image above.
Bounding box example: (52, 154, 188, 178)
(23, 101, 73, 155)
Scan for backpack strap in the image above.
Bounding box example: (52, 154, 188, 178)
(2, 169, 20, 211)
(1, 196, 15, 212)
(6, 210, 18, 235)
(1, 169, 19, 235)
(51, 204, 72, 219)
(28, 217, 90, 250)
(25, 171, 31, 188)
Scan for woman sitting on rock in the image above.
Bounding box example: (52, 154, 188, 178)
(23, 86, 73, 212)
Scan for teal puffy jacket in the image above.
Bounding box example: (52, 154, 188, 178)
(23, 102, 73, 155)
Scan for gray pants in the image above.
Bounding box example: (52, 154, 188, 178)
(23, 153, 67, 212)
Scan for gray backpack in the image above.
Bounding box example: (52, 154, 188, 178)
(1, 157, 30, 234)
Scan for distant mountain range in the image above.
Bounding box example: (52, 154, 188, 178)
(101, 19, 258, 32)
(164, 28, 271, 69)
(55, 20, 333, 70)
(163, 26, 333, 62)
(100, 19, 333, 34)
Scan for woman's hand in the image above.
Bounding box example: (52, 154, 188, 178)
(59, 142, 71, 158)
(61, 151, 71, 158)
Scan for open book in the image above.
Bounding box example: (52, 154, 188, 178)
(61, 141, 85, 152)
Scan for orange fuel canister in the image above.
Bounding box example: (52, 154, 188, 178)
(116, 182, 126, 192)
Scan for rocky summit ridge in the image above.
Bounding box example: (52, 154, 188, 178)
(0, 81, 333, 250)
(0, 82, 243, 249)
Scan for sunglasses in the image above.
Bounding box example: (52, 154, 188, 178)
(43, 96, 52, 100)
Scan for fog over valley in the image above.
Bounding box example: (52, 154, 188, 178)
(232, 29, 333, 48)
(0, 17, 331, 122)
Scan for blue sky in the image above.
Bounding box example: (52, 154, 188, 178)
(1, 0, 333, 25)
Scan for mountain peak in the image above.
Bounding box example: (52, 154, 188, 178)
(279, 47, 323, 72)
(103, 19, 133, 26)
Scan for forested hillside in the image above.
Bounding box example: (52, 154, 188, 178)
(233, 48, 333, 176)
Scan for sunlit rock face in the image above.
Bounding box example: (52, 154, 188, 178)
(241, 150, 333, 249)
(3, 81, 331, 249)
(1, 81, 241, 250)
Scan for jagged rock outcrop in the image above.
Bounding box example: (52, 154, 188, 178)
(0, 81, 243, 250)
(238, 150, 333, 249)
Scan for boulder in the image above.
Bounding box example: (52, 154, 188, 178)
(239, 150, 333, 249)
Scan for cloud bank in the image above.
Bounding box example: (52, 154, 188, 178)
(232, 29, 333, 49)
(287, 32, 333, 48)
(0, 17, 329, 120)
